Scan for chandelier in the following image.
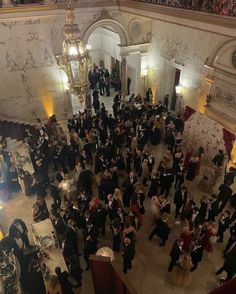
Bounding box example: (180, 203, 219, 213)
(56, 4, 91, 105)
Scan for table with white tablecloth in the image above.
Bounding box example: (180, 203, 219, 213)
(31, 219, 67, 279)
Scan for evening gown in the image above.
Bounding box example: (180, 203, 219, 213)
(148, 177, 159, 198)
(186, 161, 197, 181)
(150, 127, 161, 145)
(112, 227, 121, 252)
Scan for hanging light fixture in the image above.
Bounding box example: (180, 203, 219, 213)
(56, 2, 91, 107)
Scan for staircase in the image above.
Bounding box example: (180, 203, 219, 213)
(0, 118, 37, 174)
(0, 118, 39, 142)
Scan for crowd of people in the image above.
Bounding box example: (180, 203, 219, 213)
(0, 86, 236, 293)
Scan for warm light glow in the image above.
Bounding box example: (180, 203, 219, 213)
(41, 96, 54, 117)
(79, 46, 85, 55)
(231, 141, 236, 164)
(176, 85, 183, 94)
(78, 93, 84, 106)
(96, 247, 114, 261)
(142, 69, 148, 77)
(69, 46, 78, 56)
(86, 44, 92, 50)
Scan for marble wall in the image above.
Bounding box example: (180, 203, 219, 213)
(0, 7, 152, 122)
(0, 15, 68, 121)
(147, 20, 229, 108)
(0, 5, 233, 121)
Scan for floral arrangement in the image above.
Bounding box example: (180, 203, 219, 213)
(182, 106, 226, 163)
(182, 106, 196, 123)
(213, 0, 236, 16)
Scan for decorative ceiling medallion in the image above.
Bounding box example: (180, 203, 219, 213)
(232, 50, 236, 68)
(129, 19, 143, 39)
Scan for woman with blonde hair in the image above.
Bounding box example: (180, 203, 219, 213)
(170, 252, 193, 287)
(130, 136, 138, 155)
(113, 188, 124, 208)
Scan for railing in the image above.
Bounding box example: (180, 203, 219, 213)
(128, 0, 236, 17)
(11, 0, 43, 5)
(0, 0, 118, 9)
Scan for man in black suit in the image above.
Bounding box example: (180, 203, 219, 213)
(160, 168, 174, 197)
(122, 171, 137, 207)
(98, 175, 116, 201)
(174, 186, 187, 219)
(168, 238, 183, 272)
(123, 238, 135, 274)
(94, 204, 107, 236)
(208, 194, 218, 221)
(191, 240, 203, 271)
(64, 219, 79, 259)
(95, 154, 106, 174)
(79, 165, 93, 196)
(216, 180, 232, 213)
(148, 214, 171, 246)
(156, 101, 164, 115)
(223, 224, 236, 256)
(49, 180, 61, 209)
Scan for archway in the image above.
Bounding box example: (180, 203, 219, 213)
(83, 19, 128, 47)
(83, 19, 135, 100)
(202, 39, 236, 130)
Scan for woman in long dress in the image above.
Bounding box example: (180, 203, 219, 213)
(186, 154, 199, 181)
(198, 165, 215, 193)
(150, 122, 161, 145)
(170, 253, 193, 287)
(150, 195, 162, 224)
(201, 221, 217, 253)
(181, 220, 194, 252)
(111, 219, 121, 252)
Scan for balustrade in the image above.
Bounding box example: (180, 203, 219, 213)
(128, 0, 236, 17)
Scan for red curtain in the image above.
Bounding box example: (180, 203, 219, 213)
(182, 106, 196, 123)
(222, 128, 235, 156)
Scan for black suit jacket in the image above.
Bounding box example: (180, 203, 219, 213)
(218, 183, 232, 201)
(170, 240, 182, 263)
(155, 218, 170, 241)
(174, 189, 187, 207)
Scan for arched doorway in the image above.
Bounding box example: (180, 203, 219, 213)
(83, 19, 128, 47)
(83, 19, 137, 100)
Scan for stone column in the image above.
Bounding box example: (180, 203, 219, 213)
(85, 87, 92, 109)
(121, 54, 128, 101)
(65, 90, 73, 117)
(140, 52, 148, 98)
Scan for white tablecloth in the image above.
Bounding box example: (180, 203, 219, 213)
(31, 219, 67, 276)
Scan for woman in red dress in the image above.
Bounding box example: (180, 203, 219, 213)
(181, 220, 194, 252)
(183, 146, 193, 170)
(202, 221, 217, 253)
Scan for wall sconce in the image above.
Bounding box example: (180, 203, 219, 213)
(86, 44, 92, 50)
(175, 85, 183, 94)
(142, 69, 148, 77)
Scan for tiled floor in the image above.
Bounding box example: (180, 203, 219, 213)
(1, 94, 236, 294)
